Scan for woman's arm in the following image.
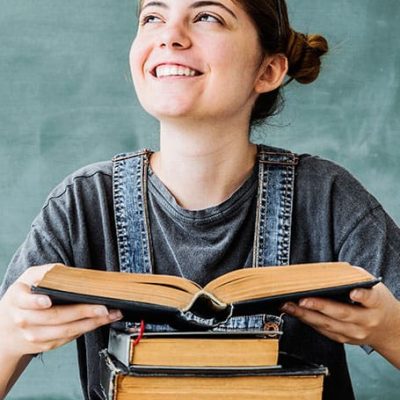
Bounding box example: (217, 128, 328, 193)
(281, 282, 400, 368)
(0, 354, 32, 399)
(0, 264, 123, 398)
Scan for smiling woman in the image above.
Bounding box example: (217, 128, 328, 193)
(132, 0, 269, 128)
(0, 1, 400, 400)
(130, 1, 328, 124)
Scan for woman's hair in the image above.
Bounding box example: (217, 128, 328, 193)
(235, 0, 329, 125)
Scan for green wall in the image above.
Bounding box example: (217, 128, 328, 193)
(1, 0, 399, 398)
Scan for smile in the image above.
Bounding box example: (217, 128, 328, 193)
(152, 64, 202, 79)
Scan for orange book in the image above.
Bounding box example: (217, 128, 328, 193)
(108, 330, 280, 368)
(33, 262, 380, 328)
(99, 350, 328, 400)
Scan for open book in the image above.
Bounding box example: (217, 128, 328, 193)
(32, 262, 380, 328)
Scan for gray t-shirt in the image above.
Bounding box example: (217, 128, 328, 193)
(1, 153, 400, 400)
(148, 165, 257, 287)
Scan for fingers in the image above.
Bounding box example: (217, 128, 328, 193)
(281, 300, 346, 329)
(280, 293, 388, 345)
(350, 283, 389, 308)
(18, 310, 123, 354)
(0, 264, 125, 359)
(280, 302, 358, 344)
(14, 303, 123, 327)
(282, 297, 366, 323)
(8, 281, 52, 311)
(20, 310, 122, 345)
(7, 264, 61, 310)
(17, 264, 58, 286)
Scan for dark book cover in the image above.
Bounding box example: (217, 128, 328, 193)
(32, 278, 380, 329)
(98, 349, 328, 400)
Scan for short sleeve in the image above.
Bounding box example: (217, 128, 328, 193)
(0, 209, 73, 298)
(338, 205, 400, 300)
(0, 160, 115, 298)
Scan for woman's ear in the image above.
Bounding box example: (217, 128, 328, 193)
(254, 54, 288, 94)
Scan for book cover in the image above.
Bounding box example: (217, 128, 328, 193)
(99, 349, 328, 400)
(108, 328, 281, 368)
(32, 262, 381, 328)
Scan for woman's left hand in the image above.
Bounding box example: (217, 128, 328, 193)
(281, 282, 400, 368)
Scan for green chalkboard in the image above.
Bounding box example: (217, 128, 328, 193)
(1, 0, 399, 399)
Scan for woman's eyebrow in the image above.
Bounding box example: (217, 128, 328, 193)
(189, 1, 237, 19)
(140, 1, 168, 12)
(140, 1, 237, 20)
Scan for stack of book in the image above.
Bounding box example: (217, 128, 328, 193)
(31, 262, 380, 399)
(99, 329, 328, 400)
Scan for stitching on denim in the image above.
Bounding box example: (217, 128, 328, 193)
(112, 148, 153, 162)
(138, 154, 153, 273)
(113, 158, 129, 273)
(256, 145, 297, 267)
(113, 153, 154, 276)
(252, 161, 264, 267)
(277, 164, 295, 265)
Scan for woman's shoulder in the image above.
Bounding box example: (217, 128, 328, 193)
(43, 160, 114, 208)
(295, 153, 381, 214)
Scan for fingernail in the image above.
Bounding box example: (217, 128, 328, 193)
(281, 303, 295, 313)
(94, 306, 109, 317)
(37, 296, 51, 307)
(109, 310, 123, 321)
(351, 289, 362, 301)
(299, 299, 313, 308)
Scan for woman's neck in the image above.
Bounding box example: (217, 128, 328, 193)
(150, 120, 257, 210)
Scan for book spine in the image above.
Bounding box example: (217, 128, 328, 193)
(99, 349, 126, 400)
(108, 329, 131, 367)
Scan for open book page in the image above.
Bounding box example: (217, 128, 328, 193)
(37, 264, 201, 308)
(204, 262, 376, 303)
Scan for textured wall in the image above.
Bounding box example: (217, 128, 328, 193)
(1, 0, 399, 398)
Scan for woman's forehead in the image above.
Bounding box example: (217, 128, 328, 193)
(138, 0, 243, 11)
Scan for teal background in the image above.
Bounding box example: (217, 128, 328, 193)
(0, 0, 399, 398)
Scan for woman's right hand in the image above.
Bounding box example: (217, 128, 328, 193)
(0, 264, 123, 358)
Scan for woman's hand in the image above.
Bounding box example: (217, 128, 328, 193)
(0, 264, 123, 398)
(0, 264, 123, 358)
(281, 282, 400, 368)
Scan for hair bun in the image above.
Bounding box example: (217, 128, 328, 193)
(286, 30, 329, 84)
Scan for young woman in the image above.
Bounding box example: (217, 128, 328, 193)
(1, 0, 399, 399)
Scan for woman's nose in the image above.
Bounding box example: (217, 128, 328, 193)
(159, 23, 192, 50)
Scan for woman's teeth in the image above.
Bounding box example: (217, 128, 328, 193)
(155, 65, 198, 78)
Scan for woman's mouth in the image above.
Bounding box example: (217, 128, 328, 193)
(152, 64, 203, 78)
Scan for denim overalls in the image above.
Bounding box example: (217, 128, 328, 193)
(112, 144, 297, 331)
(110, 144, 356, 399)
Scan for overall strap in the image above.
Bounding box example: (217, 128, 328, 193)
(112, 149, 154, 274)
(216, 145, 298, 331)
(112, 150, 174, 332)
(253, 145, 298, 267)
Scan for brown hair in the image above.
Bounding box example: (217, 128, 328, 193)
(234, 0, 329, 125)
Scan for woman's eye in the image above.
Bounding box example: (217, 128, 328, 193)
(195, 13, 223, 24)
(140, 14, 162, 25)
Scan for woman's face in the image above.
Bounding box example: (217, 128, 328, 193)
(130, 0, 267, 124)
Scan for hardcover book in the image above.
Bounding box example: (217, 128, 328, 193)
(108, 329, 281, 368)
(99, 349, 328, 400)
(32, 262, 380, 328)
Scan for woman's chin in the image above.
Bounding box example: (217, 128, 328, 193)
(144, 105, 202, 123)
